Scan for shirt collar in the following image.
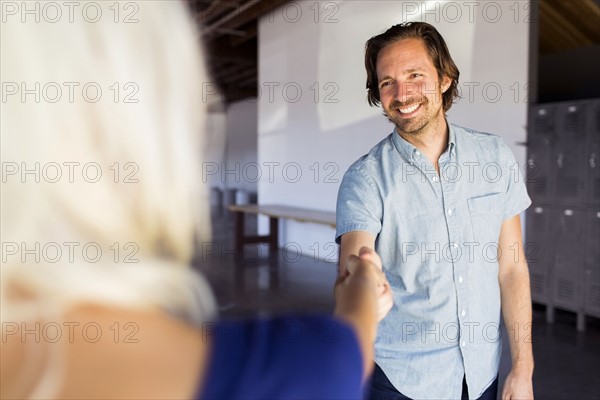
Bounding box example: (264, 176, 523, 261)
(391, 121, 456, 164)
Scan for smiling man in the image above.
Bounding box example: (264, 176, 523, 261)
(335, 23, 534, 400)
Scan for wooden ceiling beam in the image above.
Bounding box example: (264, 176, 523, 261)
(195, 1, 242, 24)
(230, 23, 257, 47)
(208, 37, 256, 62)
(226, 67, 257, 84)
(539, 0, 593, 53)
(203, 0, 290, 37)
(539, 0, 600, 53)
(212, 63, 252, 80)
(237, 75, 258, 88)
(202, 0, 263, 36)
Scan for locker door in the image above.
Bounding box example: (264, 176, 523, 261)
(585, 101, 600, 208)
(554, 104, 587, 206)
(583, 210, 600, 317)
(552, 208, 583, 312)
(525, 205, 553, 304)
(527, 106, 555, 205)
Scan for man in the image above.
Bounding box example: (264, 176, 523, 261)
(335, 22, 534, 399)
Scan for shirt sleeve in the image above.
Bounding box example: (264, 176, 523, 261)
(335, 165, 383, 244)
(198, 315, 364, 400)
(499, 139, 532, 221)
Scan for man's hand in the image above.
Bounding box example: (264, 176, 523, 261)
(502, 370, 534, 400)
(498, 216, 534, 400)
(355, 247, 393, 321)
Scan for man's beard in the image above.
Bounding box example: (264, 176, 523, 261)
(383, 88, 444, 135)
(383, 96, 430, 135)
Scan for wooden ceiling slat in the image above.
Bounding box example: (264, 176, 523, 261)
(237, 75, 258, 87)
(196, 1, 242, 24)
(213, 63, 252, 80)
(540, 0, 600, 54)
(226, 68, 258, 84)
(550, 0, 600, 40)
(230, 23, 258, 47)
(203, 0, 263, 36)
(214, 0, 289, 33)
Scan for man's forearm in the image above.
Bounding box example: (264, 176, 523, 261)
(499, 266, 534, 375)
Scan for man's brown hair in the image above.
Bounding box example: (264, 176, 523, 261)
(365, 22, 460, 111)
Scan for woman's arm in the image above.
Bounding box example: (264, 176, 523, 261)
(334, 247, 393, 378)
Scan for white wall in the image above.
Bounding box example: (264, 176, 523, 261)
(258, 0, 530, 260)
(204, 99, 258, 198)
(204, 110, 227, 190)
(224, 99, 258, 194)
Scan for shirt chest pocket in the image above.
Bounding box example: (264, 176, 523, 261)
(467, 193, 503, 243)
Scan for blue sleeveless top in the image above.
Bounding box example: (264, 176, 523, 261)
(197, 315, 364, 400)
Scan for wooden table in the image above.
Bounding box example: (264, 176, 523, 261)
(227, 204, 336, 256)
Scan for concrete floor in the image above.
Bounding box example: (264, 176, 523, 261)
(193, 211, 600, 399)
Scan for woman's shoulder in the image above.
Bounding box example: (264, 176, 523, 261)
(198, 314, 364, 400)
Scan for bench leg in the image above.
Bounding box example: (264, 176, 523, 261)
(234, 211, 245, 256)
(269, 217, 279, 259)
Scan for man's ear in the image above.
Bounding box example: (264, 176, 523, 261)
(441, 76, 452, 93)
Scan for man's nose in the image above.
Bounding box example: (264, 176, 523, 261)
(393, 82, 419, 103)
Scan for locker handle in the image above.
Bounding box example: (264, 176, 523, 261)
(564, 209, 573, 216)
(591, 153, 597, 168)
(557, 153, 564, 168)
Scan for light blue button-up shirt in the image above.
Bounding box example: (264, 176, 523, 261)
(335, 123, 531, 399)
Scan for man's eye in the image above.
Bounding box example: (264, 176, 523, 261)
(380, 81, 392, 88)
(410, 73, 422, 79)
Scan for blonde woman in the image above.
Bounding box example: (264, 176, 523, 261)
(0, 2, 392, 399)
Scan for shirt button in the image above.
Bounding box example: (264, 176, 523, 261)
(453, 243, 459, 248)
(415, 150, 420, 156)
(447, 208, 454, 216)
(461, 341, 466, 347)
(458, 276, 464, 283)
(432, 176, 439, 182)
(461, 310, 466, 317)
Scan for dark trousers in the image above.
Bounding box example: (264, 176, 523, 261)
(368, 363, 499, 400)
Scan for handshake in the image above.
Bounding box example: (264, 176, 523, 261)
(334, 247, 394, 322)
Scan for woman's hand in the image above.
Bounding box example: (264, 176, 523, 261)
(333, 247, 393, 379)
(335, 247, 393, 322)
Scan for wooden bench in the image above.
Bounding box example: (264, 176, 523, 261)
(227, 204, 336, 256)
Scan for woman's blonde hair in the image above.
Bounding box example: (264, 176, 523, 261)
(1, 2, 215, 324)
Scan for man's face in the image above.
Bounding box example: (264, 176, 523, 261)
(376, 38, 451, 135)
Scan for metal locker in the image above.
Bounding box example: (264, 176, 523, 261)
(554, 103, 587, 207)
(551, 207, 583, 312)
(583, 210, 600, 318)
(585, 101, 600, 208)
(527, 106, 556, 205)
(525, 205, 553, 304)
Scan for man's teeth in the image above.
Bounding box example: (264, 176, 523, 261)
(398, 104, 419, 114)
